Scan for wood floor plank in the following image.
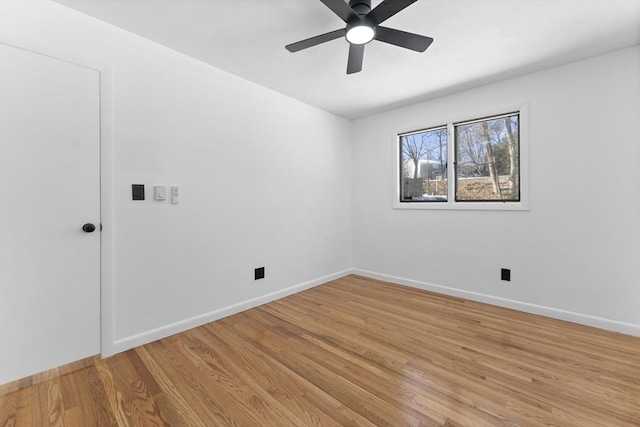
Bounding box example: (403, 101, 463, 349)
(201, 320, 376, 426)
(1, 275, 638, 426)
(224, 309, 434, 427)
(188, 325, 344, 427)
(0, 386, 21, 427)
(262, 295, 550, 425)
(304, 285, 638, 402)
(134, 346, 207, 427)
(74, 361, 118, 427)
(171, 332, 304, 427)
(141, 339, 239, 427)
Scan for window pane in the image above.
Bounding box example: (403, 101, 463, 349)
(455, 114, 519, 201)
(400, 127, 448, 202)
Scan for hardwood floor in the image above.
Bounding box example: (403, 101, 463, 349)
(1, 275, 639, 426)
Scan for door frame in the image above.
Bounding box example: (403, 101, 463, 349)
(0, 35, 115, 358)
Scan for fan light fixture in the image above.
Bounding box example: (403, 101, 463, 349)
(345, 25, 375, 45)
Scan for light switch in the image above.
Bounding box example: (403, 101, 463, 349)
(154, 186, 166, 201)
(171, 186, 179, 204)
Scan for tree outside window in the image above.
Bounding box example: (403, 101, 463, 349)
(455, 113, 519, 201)
(400, 126, 447, 201)
(398, 111, 521, 205)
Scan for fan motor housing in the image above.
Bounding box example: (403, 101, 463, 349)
(349, 0, 372, 16)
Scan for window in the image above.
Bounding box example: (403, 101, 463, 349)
(455, 113, 520, 202)
(400, 126, 448, 202)
(395, 106, 527, 210)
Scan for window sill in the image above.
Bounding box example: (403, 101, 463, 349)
(392, 201, 529, 211)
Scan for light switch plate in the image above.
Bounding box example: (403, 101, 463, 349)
(171, 186, 179, 204)
(154, 186, 166, 200)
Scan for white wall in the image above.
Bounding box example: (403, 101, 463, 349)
(0, 0, 352, 357)
(352, 46, 640, 335)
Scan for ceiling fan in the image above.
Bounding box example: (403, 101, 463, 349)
(285, 0, 433, 74)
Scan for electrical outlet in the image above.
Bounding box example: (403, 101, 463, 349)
(501, 268, 511, 282)
(254, 267, 265, 280)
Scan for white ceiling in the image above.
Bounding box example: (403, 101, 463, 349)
(56, 0, 640, 119)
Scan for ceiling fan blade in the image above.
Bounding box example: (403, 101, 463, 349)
(286, 29, 346, 52)
(374, 26, 433, 52)
(347, 44, 364, 74)
(367, 0, 418, 26)
(320, 0, 359, 24)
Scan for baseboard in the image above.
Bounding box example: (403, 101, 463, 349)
(111, 267, 639, 355)
(351, 269, 640, 337)
(111, 269, 353, 354)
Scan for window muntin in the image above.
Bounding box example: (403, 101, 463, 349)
(455, 113, 520, 202)
(399, 126, 448, 202)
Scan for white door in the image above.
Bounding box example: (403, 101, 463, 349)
(0, 43, 101, 384)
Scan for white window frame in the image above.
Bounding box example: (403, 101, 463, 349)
(393, 103, 529, 211)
